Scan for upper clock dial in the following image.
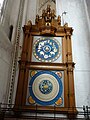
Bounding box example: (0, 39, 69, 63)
(33, 37, 61, 62)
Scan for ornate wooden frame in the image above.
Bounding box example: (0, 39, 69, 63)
(15, 5, 77, 115)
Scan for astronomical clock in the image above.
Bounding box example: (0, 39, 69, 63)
(15, 5, 77, 116)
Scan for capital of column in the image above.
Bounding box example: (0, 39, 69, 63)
(23, 20, 32, 34)
(65, 27, 73, 36)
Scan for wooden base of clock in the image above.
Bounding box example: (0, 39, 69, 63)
(15, 5, 77, 117)
(14, 105, 78, 119)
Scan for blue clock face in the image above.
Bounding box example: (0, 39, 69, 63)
(29, 71, 63, 106)
(33, 37, 61, 62)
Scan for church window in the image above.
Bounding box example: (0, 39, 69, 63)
(9, 25, 13, 41)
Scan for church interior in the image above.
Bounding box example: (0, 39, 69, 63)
(0, 0, 90, 119)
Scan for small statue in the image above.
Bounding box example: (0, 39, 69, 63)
(45, 4, 52, 22)
(47, 4, 51, 13)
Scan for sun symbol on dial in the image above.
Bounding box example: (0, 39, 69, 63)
(39, 80, 53, 94)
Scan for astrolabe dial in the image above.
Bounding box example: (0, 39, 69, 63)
(33, 37, 61, 62)
(29, 71, 63, 106)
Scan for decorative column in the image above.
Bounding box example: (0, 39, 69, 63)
(21, 21, 32, 61)
(65, 27, 76, 113)
(15, 21, 32, 106)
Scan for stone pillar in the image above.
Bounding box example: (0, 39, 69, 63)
(1, 0, 13, 36)
(7, 0, 25, 105)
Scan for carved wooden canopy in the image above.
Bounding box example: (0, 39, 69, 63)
(24, 4, 73, 36)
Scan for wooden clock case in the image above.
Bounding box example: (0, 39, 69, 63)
(15, 5, 77, 116)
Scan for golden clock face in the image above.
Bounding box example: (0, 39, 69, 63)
(32, 37, 62, 62)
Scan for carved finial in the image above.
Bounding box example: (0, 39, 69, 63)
(51, 9, 56, 18)
(35, 14, 39, 24)
(26, 20, 32, 26)
(42, 9, 45, 18)
(57, 15, 61, 25)
(64, 22, 68, 27)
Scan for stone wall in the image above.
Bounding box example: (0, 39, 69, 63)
(0, 0, 21, 103)
(0, 26, 12, 103)
(56, 0, 90, 108)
